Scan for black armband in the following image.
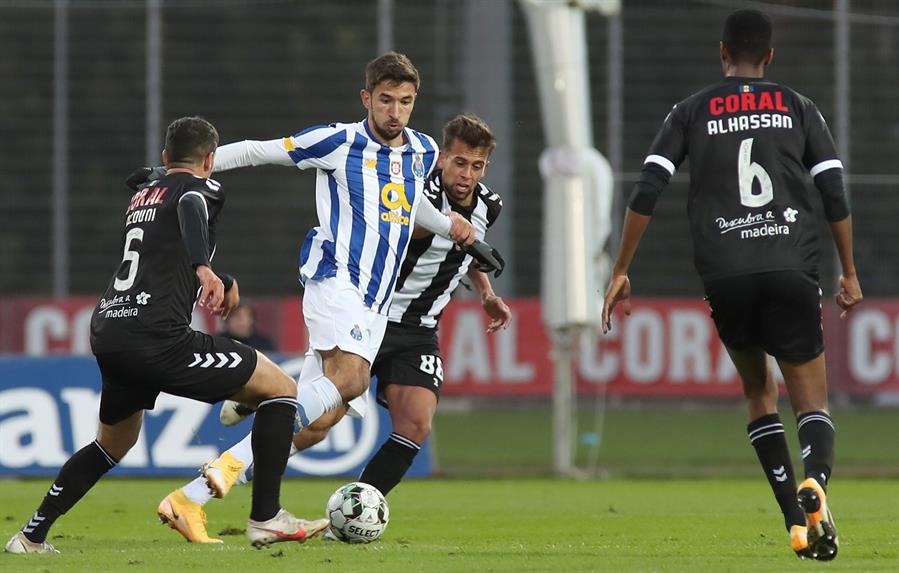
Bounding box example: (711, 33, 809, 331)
(814, 169, 850, 222)
(216, 272, 235, 292)
(177, 193, 211, 268)
(627, 164, 671, 216)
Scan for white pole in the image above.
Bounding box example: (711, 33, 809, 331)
(52, 0, 69, 297)
(146, 0, 163, 165)
(551, 328, 575, 475)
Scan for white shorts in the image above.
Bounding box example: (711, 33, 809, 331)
(303, 276, 388, 368)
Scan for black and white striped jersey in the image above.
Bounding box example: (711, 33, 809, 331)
(388, 170, 502, 328)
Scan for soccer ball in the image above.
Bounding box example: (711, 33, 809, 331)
(325, 482, 389, 543)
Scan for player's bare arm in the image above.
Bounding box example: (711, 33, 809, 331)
(602, 208, 651, 333)
(466, 265, 511, 333)
(829, 216, 862, 317)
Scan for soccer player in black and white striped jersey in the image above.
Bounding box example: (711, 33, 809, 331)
(156, 114, 511, 544)
(357, 114, 509, 494)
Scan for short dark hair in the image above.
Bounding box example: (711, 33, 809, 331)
(442, 114, 496, 156)
(164, 116, 218, 166)
(364, 52, 420, 93)
(722, 9, 772, 65)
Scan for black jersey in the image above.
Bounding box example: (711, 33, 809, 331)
(644, 76, 842, 281)
(388, 170, 502, 328)
(90, 172, 225, 352)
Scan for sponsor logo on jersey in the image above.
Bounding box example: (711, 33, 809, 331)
(380, 182, 412, 226)
(364, 159, 377, 169)
(709, 90, 789, 116)
(714, 209, 794, 241)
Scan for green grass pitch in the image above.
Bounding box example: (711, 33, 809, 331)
(1, 477, 897, 572)
(2, 406, 897, 571)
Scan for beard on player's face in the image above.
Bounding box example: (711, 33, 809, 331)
(372, 118, 404, 143)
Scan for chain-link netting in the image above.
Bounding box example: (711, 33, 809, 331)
(2, 0, 898, 298)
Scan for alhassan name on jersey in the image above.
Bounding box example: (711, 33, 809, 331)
(707, 113, 793, 135)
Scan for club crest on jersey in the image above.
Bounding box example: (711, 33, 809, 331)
(350, 324, 363, 341)
(412, 153, 425, 178)
(390, 160, 401, 175)
(740, 84, 755, 93)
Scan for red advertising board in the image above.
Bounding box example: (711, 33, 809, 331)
(3, 296, 899, 397)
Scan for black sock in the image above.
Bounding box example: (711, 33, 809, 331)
(747, 414, 805, 530)
(22, 440, 117, 543)
(249, 397, 297, 522)
(797, 410, 835, 490)
(358, 433, 420, 496)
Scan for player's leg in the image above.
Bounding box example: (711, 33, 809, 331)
(291, 278, 386, 431)
(705, 274, 807, 556)
(777, 355, 833, 489)
(7, 351, 152, 554)
(7, 405, 143, 554)
(153, 333, 323, 547)
(762, 271, 837, 560)
(194, 406, 348, 504)
(359, 384, 436, 495)
(727, 346, 806, 533)
(777, 355, 837, 560)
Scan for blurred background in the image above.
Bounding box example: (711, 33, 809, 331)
(2, 0, 898, 480)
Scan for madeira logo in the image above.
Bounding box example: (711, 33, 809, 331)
(380, 182, 411, 225)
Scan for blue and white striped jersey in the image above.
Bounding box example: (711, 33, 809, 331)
(286, 120, 438, 313)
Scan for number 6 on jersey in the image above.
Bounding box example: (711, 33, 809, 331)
(738, 138, 773, 207)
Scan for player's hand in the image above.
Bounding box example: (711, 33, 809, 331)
(482, 293, 511, 333)
(466, 239, 506, 278)
(601, 274, 631, 334)
(836, 273, 862, 318)
(195, 265, 224, 313)
(448, 212, 476, 247)
(220, 278, 240, 320)
(125, 165, 166, 191)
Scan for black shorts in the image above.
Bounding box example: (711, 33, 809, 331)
(371, 321, 443, 408)
(94, 331, 258, 425)
(704, 271, 823, 363)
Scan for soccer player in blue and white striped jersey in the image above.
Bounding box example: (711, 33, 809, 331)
(167, 54, 477, 517)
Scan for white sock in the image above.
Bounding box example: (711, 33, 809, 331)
(182, 476, 214, 505)
(296, 376, 343, 428)
(226, 431, 256, 469)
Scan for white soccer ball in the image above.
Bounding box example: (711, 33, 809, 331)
(325, 482, 389, 543)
